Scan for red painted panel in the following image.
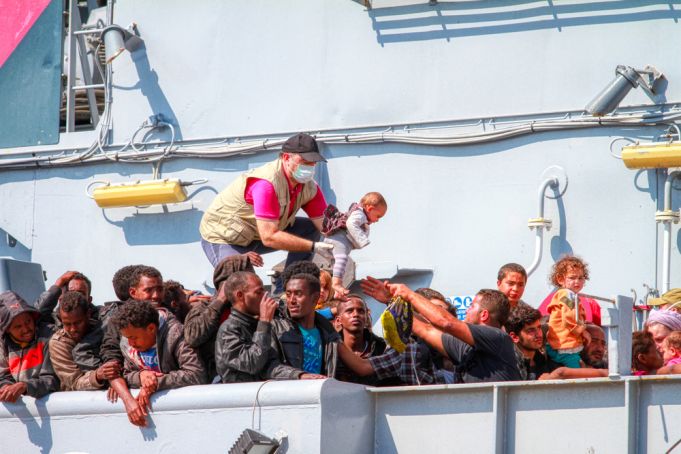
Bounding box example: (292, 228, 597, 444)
(0, 0, 51, 68)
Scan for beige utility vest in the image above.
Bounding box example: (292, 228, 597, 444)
(199, 159, 318, 246)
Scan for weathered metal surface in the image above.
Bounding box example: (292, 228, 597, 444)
(370, 376, 681, 454)
(3, 376, 680, 453)
(0, 379, 374, 454)
(0, 0, 62, 148)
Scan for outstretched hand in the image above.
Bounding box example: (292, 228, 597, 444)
(387, 283, 412, 300)
(244, 251, 264, 267)
(332, 284, 349, 300)
(360, 276, 391, 304)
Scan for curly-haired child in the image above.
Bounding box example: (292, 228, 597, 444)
(539, 255, 601, 325)
(542, 256, 601, 368)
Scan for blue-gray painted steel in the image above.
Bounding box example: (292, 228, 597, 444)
(0, 0, 63, 148)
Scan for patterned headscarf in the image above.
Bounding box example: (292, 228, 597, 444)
(647, 309, 681, 331)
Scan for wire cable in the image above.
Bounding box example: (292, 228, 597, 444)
(251, 380, 274, 430)
(2, 109, 681, 169)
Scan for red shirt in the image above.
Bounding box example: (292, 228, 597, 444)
(244, 177, 326, 220)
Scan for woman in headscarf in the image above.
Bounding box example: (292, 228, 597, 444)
(645, 309, 681, 352)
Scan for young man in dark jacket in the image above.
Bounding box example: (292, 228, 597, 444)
(266, 273, 338, 380)
(100, 265, 165, 366)
(0, 291, 58, 401)
(36, 270, 104, 371)
(112, 300, 206, 426)
(215, 272, 278, 383)
(184, 253, 260, 381)
(49, 291, 119, 391)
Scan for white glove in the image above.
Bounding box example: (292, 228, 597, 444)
(313, 241, 334, 261)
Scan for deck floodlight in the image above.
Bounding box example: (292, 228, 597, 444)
(228, 429, 279, 454)
(90, 179, 188, 208)
(585, 65, 664, 116)
(101, 23, 143, 64)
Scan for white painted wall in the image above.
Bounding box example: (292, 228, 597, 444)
(2, 1, 681, 307)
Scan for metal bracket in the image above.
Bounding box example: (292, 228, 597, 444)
(655, 210, 680, 223)
(634, 64, 665, 97)
(540, 165, 568, 199)
(527, 218, 552, 230)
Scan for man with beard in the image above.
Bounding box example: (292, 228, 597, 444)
(504, 302, 559, 380)
(215, 271, 278, 383)
(581, 323, 607, 369)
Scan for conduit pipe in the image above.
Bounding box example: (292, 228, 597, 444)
(657, 169, 681, 293)
(526, 166, 567, 277)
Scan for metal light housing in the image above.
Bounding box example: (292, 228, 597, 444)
(101, 23, 143, 64)
(585, 65, 664, 116)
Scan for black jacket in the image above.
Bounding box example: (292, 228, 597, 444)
(99, 300, 126, 364)
(120, 309, 207, 389)
(266, 311, 340, 380)
(184, 296, 230, 381)
(215, 309, 272, 383)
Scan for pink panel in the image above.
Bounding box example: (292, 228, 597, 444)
(0, 0, 52, 68)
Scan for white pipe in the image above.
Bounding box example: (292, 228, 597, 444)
(663, 222, 672, 293)
(662, 170, 681, 293)
(526, 177, 559, 277)
(527, 228, 545, 278)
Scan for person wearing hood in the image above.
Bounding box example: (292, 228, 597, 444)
(0, 291, 59, 402)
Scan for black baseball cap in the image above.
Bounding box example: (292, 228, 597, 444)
(281, 133, 326, 162)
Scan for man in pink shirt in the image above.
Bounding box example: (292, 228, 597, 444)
(199, 133, 333, 292)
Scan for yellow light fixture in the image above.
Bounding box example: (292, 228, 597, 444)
(621, 142, 681, 169)
(91, 179, 188, 208)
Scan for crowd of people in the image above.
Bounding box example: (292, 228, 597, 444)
(1, 132, 681, 428)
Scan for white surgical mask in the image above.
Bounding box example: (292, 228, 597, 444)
(292, 163, 315, 183)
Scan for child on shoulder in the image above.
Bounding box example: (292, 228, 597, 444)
(544, 256, 598, 368)
(539, 255, 601, 325)
(322, 192, 387, 298)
